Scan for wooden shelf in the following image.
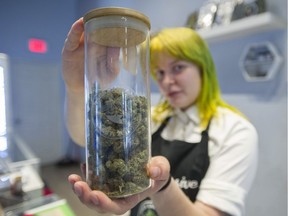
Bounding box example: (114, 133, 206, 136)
(197, 12, 287, 43)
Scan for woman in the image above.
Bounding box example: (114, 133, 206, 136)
(63, 18, 258, 216)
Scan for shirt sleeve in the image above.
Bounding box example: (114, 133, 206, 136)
(196, 115, 258, 216)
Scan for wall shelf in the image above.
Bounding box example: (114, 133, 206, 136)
(197, 12, 287, 43)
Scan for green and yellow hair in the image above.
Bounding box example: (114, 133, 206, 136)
(150, 27, 242, 127)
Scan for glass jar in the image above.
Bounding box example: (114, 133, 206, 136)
(84, 7, 151, 198)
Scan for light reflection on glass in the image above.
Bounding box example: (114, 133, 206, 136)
(0, 136, 7, 152)
(0, 66, 7, 152)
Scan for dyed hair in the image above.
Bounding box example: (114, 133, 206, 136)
(150, 27, 241, 127)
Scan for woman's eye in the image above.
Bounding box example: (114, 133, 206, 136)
(172, 65, 185, 74)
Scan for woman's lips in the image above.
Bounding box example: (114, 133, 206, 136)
(168, 91, 181, 98)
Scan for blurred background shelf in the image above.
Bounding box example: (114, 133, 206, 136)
(197, 12, 287, 43)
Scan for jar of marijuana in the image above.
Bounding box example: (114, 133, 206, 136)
(84, 7, 151, 198)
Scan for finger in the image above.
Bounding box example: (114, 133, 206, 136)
(122, 46, 137, 74)
(64, 17, 84, 51)
(70, 180, 149, 214)
(68, 174, 83, 185)
(106, 47, 120, 74)
(74, 185, 126, 214)
(68, 174, 84, 198)
(88, 190, 140, 215)
(146, 156, 170, 192)
(73, 181, 95, 205)
(69, 179, 107, 213)
(148, 156, 170, 180)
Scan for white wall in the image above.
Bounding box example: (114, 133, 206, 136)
(10, 60, 64, 164)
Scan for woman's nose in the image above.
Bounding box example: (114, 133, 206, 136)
(162, 72, 175, 85)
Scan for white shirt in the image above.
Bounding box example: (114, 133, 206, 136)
(151, 105, 258, 216)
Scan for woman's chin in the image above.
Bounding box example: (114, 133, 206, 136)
(169, 100, 185, 109)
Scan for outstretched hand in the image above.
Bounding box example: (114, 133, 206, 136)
(68, 156, 170, 215)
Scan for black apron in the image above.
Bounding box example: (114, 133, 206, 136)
(131, 117, 211, 216)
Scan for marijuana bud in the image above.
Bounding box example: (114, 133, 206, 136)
(86, 87, 151, 197)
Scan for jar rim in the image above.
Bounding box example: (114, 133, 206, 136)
(84, 7, 151, 29)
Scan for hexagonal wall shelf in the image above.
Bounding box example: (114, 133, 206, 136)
(240, 41, 283, 81)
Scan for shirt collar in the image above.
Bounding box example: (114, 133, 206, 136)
(174, 105, 200, 125)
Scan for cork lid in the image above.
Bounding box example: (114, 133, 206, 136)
(84, 7, 150, 28)
(84, 7, 150, 47)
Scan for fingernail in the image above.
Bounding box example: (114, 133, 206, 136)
(91, 196, 99, 205)
(150, 167, 160, 178)
(74, 185, 82, 196)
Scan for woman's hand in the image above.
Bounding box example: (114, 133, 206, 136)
(68, 156, 170, 215)
(62, 17, 85, 93)
(62, 17, 121, 92)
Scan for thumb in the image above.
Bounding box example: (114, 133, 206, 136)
(147, 156, 170, 191)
